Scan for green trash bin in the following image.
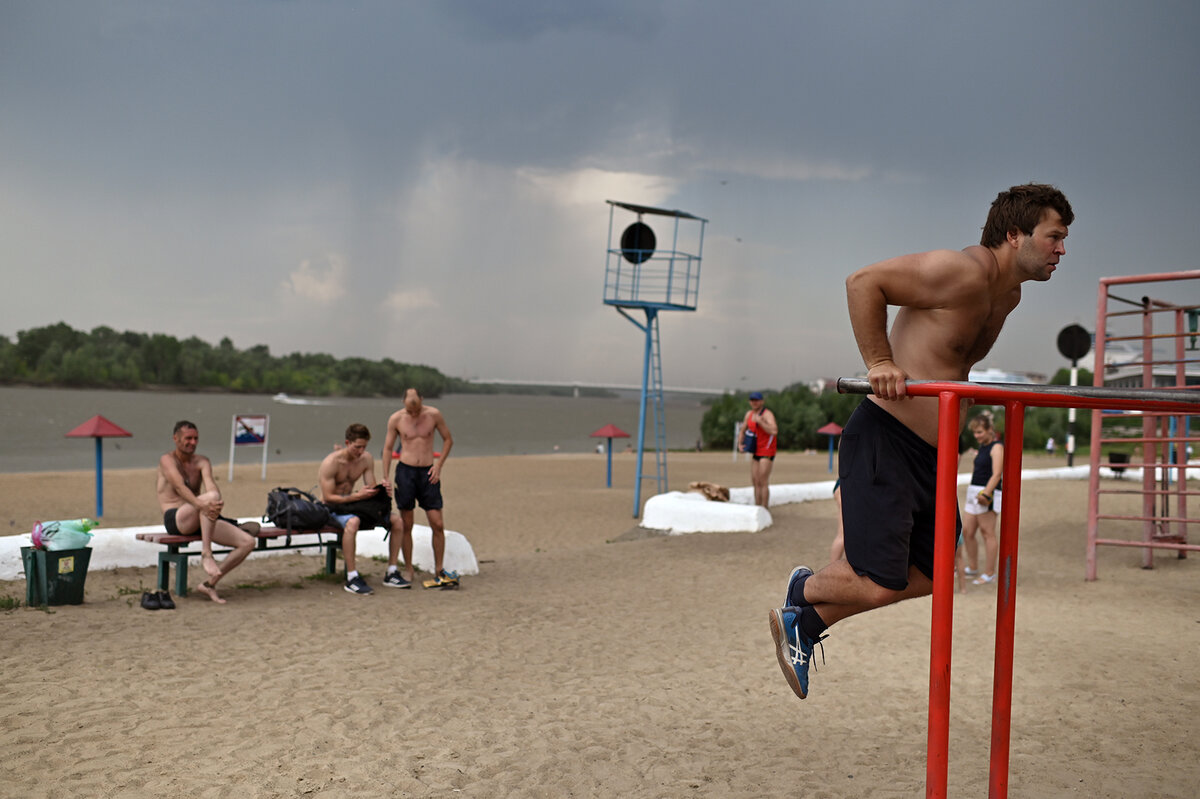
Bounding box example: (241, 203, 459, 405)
(21, 546, 92, 606)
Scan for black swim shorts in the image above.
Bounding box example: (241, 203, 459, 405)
(837, 399, 960, 591)
(162, 507, 239, 535)
(393, 462, 444, 511)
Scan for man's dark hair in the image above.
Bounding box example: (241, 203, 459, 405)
(345, 423, 370, 442)
(173, 420, 198, 435)
(980, 183, 1074, 248)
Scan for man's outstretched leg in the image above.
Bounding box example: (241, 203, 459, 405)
(769, 560, 933, 699)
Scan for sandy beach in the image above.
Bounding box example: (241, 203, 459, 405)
(1, 451, 1198, 798)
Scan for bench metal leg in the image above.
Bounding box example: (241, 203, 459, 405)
(324, 541, 340, 575)
(157, 551, 189, 597)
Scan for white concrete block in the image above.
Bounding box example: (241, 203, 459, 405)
(642, 491, 772, 534)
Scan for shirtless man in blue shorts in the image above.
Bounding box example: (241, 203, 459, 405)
(381, 388, 457, 587)
(156, 420, 257, 603)
(318, 422, 404, 595)
(769, 183, 1074, 699)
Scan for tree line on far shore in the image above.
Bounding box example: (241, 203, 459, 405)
(0, 322, 471, 398)
(700, 369, 1094, 453)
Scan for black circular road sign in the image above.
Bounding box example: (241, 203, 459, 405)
(1057, 324, 1091, 361)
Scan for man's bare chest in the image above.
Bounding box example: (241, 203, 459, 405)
(400, 414, 435, 439)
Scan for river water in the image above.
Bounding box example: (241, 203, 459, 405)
(0, 386, 712, 473)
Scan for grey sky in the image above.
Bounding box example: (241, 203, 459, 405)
(3, 1, 1199, 391)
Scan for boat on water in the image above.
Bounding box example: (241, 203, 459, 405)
(273, 392, 334, 406)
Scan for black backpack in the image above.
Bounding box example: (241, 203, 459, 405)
(322, 483, 393, 531)
(264, 487, 332, 533)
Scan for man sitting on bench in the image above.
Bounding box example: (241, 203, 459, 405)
(156, 420, 257, 603)
(318, 423, 404, 595)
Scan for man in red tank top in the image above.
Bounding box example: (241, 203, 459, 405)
(743, 391, 778, 507)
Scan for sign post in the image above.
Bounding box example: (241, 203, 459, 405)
(1056, 324, 1092, 466)
(228, 414, 269, 481)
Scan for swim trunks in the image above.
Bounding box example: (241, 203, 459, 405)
(162, 508, 239, 535)
(837, 399, 960, 591)
(393, 462, 444, 511)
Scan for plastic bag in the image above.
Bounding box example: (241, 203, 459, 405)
(38, 519, 97, 551)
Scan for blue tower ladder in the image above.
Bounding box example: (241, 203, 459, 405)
(619, 306, 667, 515)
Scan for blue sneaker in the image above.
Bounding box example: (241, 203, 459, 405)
(784, 565, 813, 608)
(769, 607, 824, 699)
(383, 571, 412, 589)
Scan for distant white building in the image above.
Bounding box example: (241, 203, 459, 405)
(968, 367, 1046, 384)
(1102, 341, 1200, 388)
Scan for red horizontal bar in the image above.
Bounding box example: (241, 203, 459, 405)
(1096, 514, 1196, 523)
(1094, 539, 1200, 552)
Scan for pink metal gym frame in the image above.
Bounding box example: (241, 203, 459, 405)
(1086, 271, 1200, 580)
(837, 377, 1200, 798)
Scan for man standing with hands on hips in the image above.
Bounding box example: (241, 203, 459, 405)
(743, 391, 778, 508)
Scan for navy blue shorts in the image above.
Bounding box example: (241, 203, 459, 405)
(393, 462, 444, 511)
(837, 399, 960, 590)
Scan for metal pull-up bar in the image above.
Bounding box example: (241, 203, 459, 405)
(836, 378, 1200, 799)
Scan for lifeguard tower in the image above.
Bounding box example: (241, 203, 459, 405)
(603, 200, 708, 516)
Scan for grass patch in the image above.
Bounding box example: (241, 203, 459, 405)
(303, 570, 343, 584)
(234, 580, 283, 591)
(0, 596, 21, 611)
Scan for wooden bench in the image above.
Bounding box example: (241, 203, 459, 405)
(136, 524, 344, 596)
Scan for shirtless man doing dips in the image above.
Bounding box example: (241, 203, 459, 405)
(769, 183, 1073, 699)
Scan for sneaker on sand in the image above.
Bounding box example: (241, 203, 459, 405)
(344, 575, 373, 595)
(382, 572, 412, 589)
(769, 607, 824, 699)
(784, 565, 813, 608)
(140, 591, 161, 610)
(155, 590, 176, 610)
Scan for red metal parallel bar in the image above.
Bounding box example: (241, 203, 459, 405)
(835, 378, 1200, 413)
(836, 376, 1200, 798)
(925, 392, 960, 798)
(1096, 513, 1198, 524)
(1094, 539, 1200, 551)
(1099, 484, 1200, 491)
(1097, 437, 1200, 444)
(1100, 269, 1200, 286)
(1106, 306, 1200, 317)
(1104, 331, 1200, 342)
(989, 400, 1024, 798)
